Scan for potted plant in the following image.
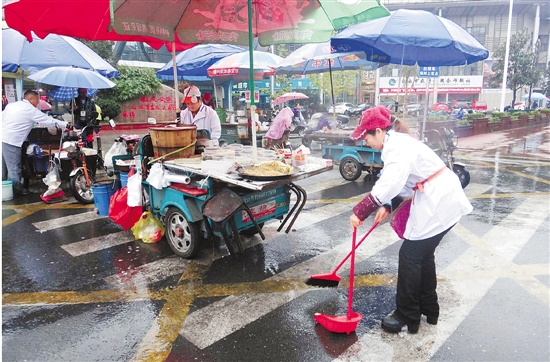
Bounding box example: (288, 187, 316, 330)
(467, 112, 489, 135)
(454, 118, 474, 138)
(488, 113, 502, 132)
(515, 111, 529, 127)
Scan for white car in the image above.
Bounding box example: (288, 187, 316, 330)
(327, 102, 355, 115)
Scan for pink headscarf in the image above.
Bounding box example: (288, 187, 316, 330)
(265, 106, 293, 140)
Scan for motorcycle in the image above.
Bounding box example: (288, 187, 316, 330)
(60, 124, 102, 204)
(289, 116, 309, 137)
(424, 127, 470, 189)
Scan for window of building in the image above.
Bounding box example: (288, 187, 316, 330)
(467, 26, 486, 46)
(539, 35, 548, 52)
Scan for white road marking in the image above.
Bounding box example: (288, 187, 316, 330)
(103, 257, 191, 289)
(61, 231, 135, 257)
(32, 211, 103, 232)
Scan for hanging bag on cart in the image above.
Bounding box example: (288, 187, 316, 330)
(108, 186, 142, 231)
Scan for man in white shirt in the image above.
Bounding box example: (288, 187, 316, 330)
(179, 86, 221, 146)
(2, 90, 68, 195)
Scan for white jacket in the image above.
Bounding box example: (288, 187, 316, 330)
(372, 130, 473, 240)
(180, 104, 221, 146)
(2, 99, 68, 147)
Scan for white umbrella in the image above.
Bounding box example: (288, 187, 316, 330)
(28, 66, 116, 89)
(522, 92, 549, 101)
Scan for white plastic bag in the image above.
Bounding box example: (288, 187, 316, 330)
(146, 163, 170, 190)
(127, 170, 142, 207)
(104, 140, 127, 168)
(42, 161, 61, 191)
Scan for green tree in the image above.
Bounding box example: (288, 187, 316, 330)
(108, 65, 162, 102)
(80, 40, 115, 65)
(308, 70, 357, 106)
(490, 31, 544, 108)
(543, 61, 550, 96)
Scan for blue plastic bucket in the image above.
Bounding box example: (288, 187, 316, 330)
(92, 181, 119, 216)
(120, 172, 129, 188)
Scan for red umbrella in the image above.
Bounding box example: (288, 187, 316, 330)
(4, 0, 197, 106)
(3, 0, 195, 51)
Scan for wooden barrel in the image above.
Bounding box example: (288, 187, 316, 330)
(149, 125, 197, 160)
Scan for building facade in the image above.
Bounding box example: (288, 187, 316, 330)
(356, 0, 549, 109)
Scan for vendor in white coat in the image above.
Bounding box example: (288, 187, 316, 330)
(179, 86, 221, 146)
(2, 90, 68, 196)
(349, 105, 472, 334)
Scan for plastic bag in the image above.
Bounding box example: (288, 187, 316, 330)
(131, 211, 165, 243)
(146, 163, 170, 190)
(104, 140, 127, 168)
(42, 161, 62, 191)
(127, 168, 142, 207)
(108, 186, 143, 231)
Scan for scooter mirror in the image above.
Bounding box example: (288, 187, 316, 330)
(109, 119, 116, 128)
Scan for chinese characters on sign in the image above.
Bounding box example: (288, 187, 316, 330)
(418, 66, 440, 78)
(120, 95, 177, 119)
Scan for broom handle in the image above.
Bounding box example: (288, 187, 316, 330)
(330, 221, 380, 276)
(347, 227, 357, 318)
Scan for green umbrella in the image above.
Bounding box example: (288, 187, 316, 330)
(110, 0, 389, 152)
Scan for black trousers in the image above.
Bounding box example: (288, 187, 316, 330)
(394, 226, 453, 324)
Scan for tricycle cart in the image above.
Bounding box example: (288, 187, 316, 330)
(137, 134, 332, 258)
(313, 129, 383, 181)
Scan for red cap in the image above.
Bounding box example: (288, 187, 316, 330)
(350, 105, 392, 141)
(203, 92, 211, 102)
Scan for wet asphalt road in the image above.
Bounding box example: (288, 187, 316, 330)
(2, 123, 550, 362)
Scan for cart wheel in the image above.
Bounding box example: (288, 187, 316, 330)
(339, 157, 362, 181)
(165, 207, 201, 258)
(301, 135, 312, 148)
(70, 168, 95, 204)
(452, 164, 470, 189)
(241, 223, 264, 237)
(219, 139, 227, 147)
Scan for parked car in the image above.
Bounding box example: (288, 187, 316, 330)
(471, 100, 487, 111)
(349, 103, 374, 116)
(513, 101, 526, 110)
(327, 102, 355, 115)
(453, 100, 470, 109)
(431, 102, 451, 113)
(401, 103, 424, 117)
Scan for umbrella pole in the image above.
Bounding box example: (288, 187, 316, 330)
(248, 0, 257, 162)
(213, 78, 218, 108)
(329, 62, 336, 124)
(172, 43, 179, 118)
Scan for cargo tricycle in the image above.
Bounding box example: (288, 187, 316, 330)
(136, 130, 332, 258)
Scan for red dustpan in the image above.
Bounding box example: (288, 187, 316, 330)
(314, 227, 362, 334)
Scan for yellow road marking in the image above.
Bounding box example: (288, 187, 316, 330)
(2, 289, 168, 306)
(2, 202, 93, 227)
(505, 169, 550, 185)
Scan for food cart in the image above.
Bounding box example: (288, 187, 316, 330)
(136, 130, 332, 258)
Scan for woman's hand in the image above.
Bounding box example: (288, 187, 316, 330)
(374, 206, 390, 224)
(350, 213, 363, 228)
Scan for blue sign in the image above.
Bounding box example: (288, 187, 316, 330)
(231, 78, 316, 91)
(418, 66, 440, 78)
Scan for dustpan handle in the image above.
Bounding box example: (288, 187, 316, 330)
(332, 221, 380, 275)
(347, 227, 357, 319)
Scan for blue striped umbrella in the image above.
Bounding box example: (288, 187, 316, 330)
(48, 87, 98, 101)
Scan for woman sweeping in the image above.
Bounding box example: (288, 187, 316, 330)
(349, 105, 472, 334)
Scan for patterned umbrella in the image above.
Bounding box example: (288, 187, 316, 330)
(48, 87, 99, 101)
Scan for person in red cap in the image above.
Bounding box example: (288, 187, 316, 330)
(202, 92, 216, 109)
(179, 86, 221, 146)
(349, 105, 472, 334)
